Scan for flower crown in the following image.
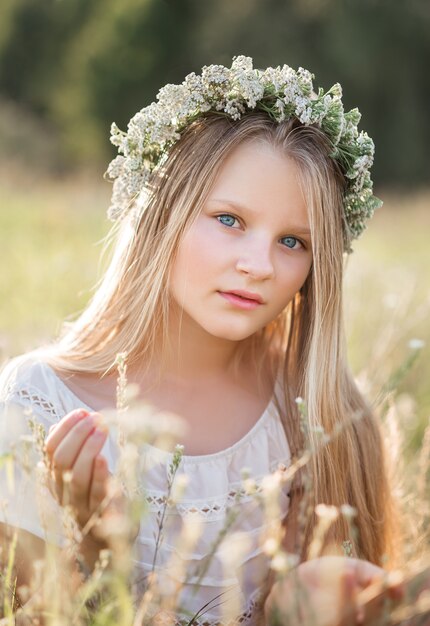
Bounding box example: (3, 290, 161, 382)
(106, 55, 382, 252)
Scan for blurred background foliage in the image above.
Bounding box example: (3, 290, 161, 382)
(0, 0, 429, 448)
(0, 0, 429, 183)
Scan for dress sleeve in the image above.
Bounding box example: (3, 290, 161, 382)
(0, 355, 67, 545)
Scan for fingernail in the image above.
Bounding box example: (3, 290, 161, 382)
(76, 409, 88, 419)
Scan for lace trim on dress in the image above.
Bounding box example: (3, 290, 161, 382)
(127, 481, 289, 524)
(4, 384, 61, 423)
(145, 487, 260, 517)
(143, 459, 290, 519)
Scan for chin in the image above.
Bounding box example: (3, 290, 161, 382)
(203, 322, 260, 342)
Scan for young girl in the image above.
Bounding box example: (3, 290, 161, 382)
(0, 56, 402, 624)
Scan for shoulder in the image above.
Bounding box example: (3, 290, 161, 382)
(0, 351, 55, 403)
(0, 352, 67, 543)
(0, 351, 77, 427)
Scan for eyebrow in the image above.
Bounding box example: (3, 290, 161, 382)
(208, 198, 311, 235)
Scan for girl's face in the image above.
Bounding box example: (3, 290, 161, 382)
(169, 140, 313, 342)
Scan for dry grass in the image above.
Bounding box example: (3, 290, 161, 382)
(0, 172, 429, 624)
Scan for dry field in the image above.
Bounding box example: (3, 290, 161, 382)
(0, 171, 429, 624)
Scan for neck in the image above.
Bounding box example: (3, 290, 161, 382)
(160, 308, 245, 381)
(130, 308, 250, 386)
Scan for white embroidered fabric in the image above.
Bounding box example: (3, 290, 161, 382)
(0, 352, 292, 625)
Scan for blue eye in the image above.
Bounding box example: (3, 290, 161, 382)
(217, 214, 238, 228)
(281, 236, 302, 249)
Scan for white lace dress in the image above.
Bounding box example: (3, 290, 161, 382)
(0, 352, 292, 625)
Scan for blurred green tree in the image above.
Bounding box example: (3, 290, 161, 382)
(0, 0, 97, 116)
(50, 0, 199, 162)
(0, 0, 428, 184)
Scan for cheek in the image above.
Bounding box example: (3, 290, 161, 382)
(170, 222, 221, 295)
(276, 258, 312, 306)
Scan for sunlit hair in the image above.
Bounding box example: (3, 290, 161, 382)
(37, 111, 401, 573)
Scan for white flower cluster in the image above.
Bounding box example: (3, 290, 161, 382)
(106, 55, 382, 251)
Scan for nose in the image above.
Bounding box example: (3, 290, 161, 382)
(235, 236, 275, 280)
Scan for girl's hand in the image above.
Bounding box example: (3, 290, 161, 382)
(44, 408, 110, 532)
(264, 556, 404, 626)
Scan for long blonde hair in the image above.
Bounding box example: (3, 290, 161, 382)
(37, 111, 401, 568)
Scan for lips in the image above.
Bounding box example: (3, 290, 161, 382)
(222, 290, 264, 304)
(218, 290, 264, 310)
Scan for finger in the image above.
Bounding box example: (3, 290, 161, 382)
(338, 569, 357, 626)
(47, 472, 62, 503)
(89, 455, 110, 513)
(383, 570, 407, 602)
(50, 414, 104, 505)
(39, 459, 63, 502)
(70, 427, 109, 512)
(45, 409, 89, 457)
(356, 573, 404, 623)
(353, 559, 384, 588)
(51, 413, 102, 471)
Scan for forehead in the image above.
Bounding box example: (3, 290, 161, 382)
(206, 140, 309, 226)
